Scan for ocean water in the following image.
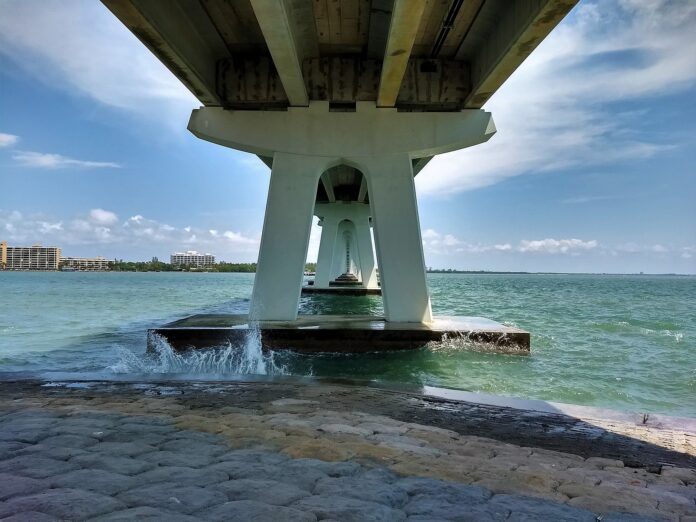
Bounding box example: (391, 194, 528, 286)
(0, 271, 694, 417)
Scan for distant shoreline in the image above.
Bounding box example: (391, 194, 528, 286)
(425, 270, 694, 276)
(1, 269, 693, 276)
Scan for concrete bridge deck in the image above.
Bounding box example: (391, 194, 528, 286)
(149, 314, 530, 353)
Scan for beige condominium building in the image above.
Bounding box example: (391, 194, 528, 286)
(170, 250, 215, 268)
(61, 256, 112, 271)
(1, 242, 61, 270)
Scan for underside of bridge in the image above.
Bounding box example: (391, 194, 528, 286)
(104, 0, 577, 324)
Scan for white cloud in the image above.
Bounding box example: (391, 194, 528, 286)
(89, 208, 118, 226)
(562, 195, 623, 205)
(518, 238, 598, 254)
(222, 231, 258, 245)
(422, 229, 440, 240)
(12, 151, 120, 169)
(442, 234, 460, 247)
(417, 1, 696, 195)
(38, 221, 62, 234)
(0, 133, 19, 147)
(422, 229, 600, 256)
(0, 209, 260, 259)
(0, 1, 195, 126)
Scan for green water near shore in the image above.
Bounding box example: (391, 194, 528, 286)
(0, 271, 694, 416)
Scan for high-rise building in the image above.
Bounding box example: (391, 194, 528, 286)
(1, 243, 61, 270)
(170, 250, 215, 268)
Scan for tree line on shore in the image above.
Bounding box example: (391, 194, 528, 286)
(110, 260, 317, 273)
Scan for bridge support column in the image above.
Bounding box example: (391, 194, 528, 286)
(357, 154, 432, 323)
(314, 215, 339, 288)
(314, 202, 378, 290)
(354, 209, 377, 289)
(250, 153, 326, 321)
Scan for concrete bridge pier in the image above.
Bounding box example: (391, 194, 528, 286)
(188, 103, 496, 324)
(314, 202, 377, 291)
(358, 153, 432, 323)
(248, 153, 325, 321)
(248, 152, 432, 323)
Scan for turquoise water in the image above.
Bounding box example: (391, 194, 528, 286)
(0, 271, 694, 416)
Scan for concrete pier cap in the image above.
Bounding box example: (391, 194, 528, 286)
(187, 101, 496, 159)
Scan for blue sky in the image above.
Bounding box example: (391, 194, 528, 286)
(0, 0, 694, 273)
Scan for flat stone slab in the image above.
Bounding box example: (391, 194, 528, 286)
(150, 314, 530, 353)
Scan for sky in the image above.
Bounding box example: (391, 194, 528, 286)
(0, 0, 694, 274)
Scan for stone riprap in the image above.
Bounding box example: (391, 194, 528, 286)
(0, 380, 694, 521)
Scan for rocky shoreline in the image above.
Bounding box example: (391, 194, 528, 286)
(1, 379, 694, 521)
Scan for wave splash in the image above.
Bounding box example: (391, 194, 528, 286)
(426, 332, 529, 355)
(110, 326, 288, 376)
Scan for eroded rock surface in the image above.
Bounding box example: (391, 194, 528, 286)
(0, 380, 694, 521)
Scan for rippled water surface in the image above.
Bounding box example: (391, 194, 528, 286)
(1, 271, 694, 416)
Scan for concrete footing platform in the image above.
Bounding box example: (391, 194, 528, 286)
(301, 286, 382, 296)
(149, 314, 530, 353)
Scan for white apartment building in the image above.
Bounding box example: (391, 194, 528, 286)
(170, 250, 215, 267)
(1, 242, 61, 270)
(61, 256, 112, 271)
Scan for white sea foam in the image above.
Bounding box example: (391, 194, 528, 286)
(109, 326, 288, 376)
(426, 332, 528, 356)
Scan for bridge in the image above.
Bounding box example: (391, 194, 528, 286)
(104, 0, 576, 349)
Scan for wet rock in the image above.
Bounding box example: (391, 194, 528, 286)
(201, 500, 317, 522)
(38, 433, 99, 448)
(166, 429, 228, 444)
(601, 513, 672, 522)
(282, 438, 354, 461)
(92, 506, 200, 521)
(398, 477, 491, 505)
(138, 466, 229, 487)
(284, 457, 361, 477)
(0, 426, 56, 444)
(139, 450, 216, 468)
(116, 483, 227, 514)
(360, 467, 401, 484)
(660, 466, 696, 485)
(314, 476, 408, 507)
(49, 468, 139, 495)
(318, 424, 373, 437)
(0, 510, 61, 521)
(0, 488, 125, 520)
(160, 438, 228, 457)
(356, 422, 408, 435)
(14, 443, 88, 461)
(215, 478, 310, 505)
(216, 448, 289, 465)
(0, 441, 28, 459)
(584, 457, 625, 469)
(87, 441, 158, 457)
(488, 494, 596, 521)
(293, 495, 406, 521)
(0, 455, 80, 479)
(0, 472, 48, 501)
(70, 453, 155, 475)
